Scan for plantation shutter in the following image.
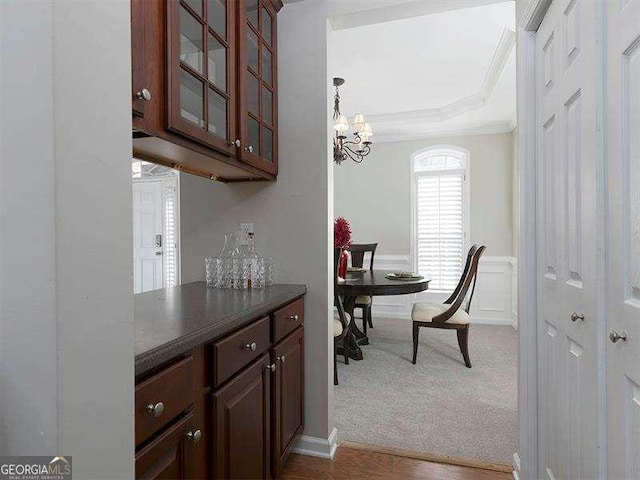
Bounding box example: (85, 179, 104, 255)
(163, 182, 179, 288)
(416, 172, 465, 291)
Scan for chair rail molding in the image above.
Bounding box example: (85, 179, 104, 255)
(370, 255, 517, 327)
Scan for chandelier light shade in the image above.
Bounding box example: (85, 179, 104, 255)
(332, 77, 373, 164)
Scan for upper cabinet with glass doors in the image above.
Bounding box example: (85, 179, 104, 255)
(167, 0, 237, 157)
(238, 0, 278, 175)
(131, 0, 283, 182)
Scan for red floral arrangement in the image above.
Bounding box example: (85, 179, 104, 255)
(334, 216, 352, 248)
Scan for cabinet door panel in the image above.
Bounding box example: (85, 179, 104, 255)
(237, 0, 278, 175)
(212, 354, 271, 479)
(167, 0, 237, 155)
(272, 327, 304, 475)
(131, 0, 148, 117)
(135, 413, 196, 480)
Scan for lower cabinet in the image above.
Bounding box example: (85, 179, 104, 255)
(134, 296, 305, 480)
(272, 327, 304, 476)
(211, 354, 272, 479)
(135, 412, 197, 479)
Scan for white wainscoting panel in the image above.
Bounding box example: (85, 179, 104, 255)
(369, 255, 517, 327)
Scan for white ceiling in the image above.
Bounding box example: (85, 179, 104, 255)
(330, 1, 516, 142)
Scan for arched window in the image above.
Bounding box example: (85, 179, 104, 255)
(411, 146, 470, 292)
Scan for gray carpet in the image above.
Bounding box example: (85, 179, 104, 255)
(334, 318, 517, 465)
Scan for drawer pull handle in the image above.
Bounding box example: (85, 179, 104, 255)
(279, 355, 286, 363)
(245, 342, 257, 351)
(289, 314, 299, 321)
(146, 402, 164, 418)
(186, 429, 202, 444)
(266, 363, 276, 372)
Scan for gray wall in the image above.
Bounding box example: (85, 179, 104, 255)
(181, 0, 334, 441)
(1, 2, 135, 477)
(334, 132, 515, 257)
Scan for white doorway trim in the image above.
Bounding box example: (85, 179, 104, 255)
(515, 1, 552, 479)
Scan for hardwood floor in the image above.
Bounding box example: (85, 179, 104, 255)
(281, 445, 513, 480)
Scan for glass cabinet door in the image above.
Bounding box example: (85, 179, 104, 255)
(167, 0, 237, 155)
(238, 0, 278, 175)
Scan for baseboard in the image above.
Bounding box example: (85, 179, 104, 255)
(340, 441, 512, 473)
(292, 427, 337, 459)
(512, 452, 522, 480)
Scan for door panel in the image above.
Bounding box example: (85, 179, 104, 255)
(272, 327, 304, 475)
(535, 1, 600, 478)
(135, 413, 196, 480)
(133, 181, 164, 294)
(605, 2, 640, 478)
(212, 354, 271, 479)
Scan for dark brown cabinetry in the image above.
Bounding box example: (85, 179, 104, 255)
(212, 353, 272, 479)
(131, 0, 282, 182)
(135, 413, 197, 480)
(272, 326, 304, 476)
(238, 0, 278, 175)
(134, 295, 304, 480)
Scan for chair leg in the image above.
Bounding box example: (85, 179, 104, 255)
(334, 342, 339, 385)
(367, 305, 373, 329)
(457, 326, 472, 368)
(412, 322, 420, 364)
(343, 331, 350, 366)
(362, 307, 368, 336)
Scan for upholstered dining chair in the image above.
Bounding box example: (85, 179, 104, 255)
(349, 243, 378, 335)
(411, 244, 486, 367)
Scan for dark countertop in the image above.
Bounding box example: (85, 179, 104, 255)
(135, 282, 307, 376)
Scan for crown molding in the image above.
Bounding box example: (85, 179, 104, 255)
(361, 28, 515, 127)
(373, 121, 515, 144)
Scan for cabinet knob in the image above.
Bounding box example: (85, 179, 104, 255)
(186, 429, 202, 444)
(244, 342, 257, 352)
(136, 88, 152, 101)
(570, 312, 585, 322)
(609, 330, 628, 343)
(289, 314, 299, 321)
(146, 402, 164, 417)
(230, 139, 241, 148)
(279, 355, 285, 363)
(266, 363, 276, 372)
(244, 145, 254, 153)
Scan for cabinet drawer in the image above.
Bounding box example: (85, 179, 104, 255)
(135, 355, 194, 447)
(272, 298, 304, 343)
(212, 316, 271, 387)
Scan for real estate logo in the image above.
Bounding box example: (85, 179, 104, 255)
(0, 456, 71, 480)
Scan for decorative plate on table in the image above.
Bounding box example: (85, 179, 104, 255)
(347, 267, 366, 276)
(385, 272, 423, 281)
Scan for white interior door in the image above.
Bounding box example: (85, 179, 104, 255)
(133, 180, 163, 294)
(605, 2, 640, 478)
(535, 1, 600, 478)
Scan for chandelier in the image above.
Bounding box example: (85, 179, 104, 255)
(332, 78, 373, 164)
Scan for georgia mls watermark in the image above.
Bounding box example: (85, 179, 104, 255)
(0, 456, 71, 480)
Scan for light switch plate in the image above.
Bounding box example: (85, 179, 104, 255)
(239, 223, 254, 246)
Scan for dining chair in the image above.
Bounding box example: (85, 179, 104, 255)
(349, 243, 378, 335)
(333, 247, 351, 385)
(410, 244, 486, 367)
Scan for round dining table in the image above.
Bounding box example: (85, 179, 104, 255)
(336, 269, 431, 360)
